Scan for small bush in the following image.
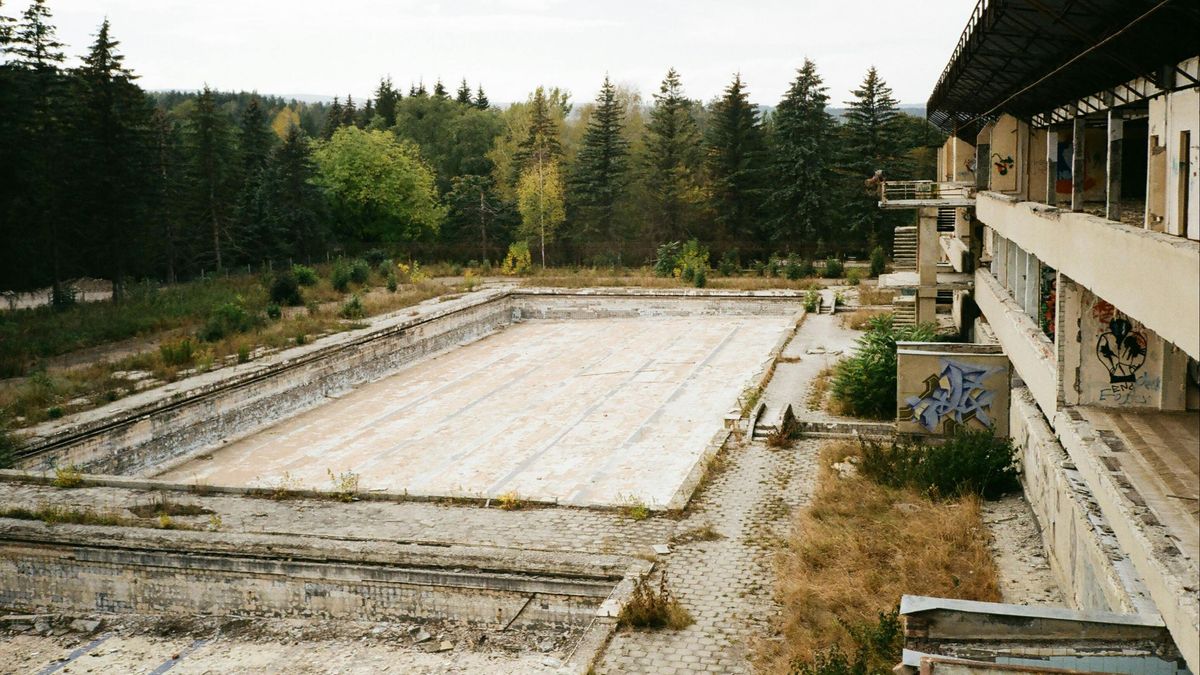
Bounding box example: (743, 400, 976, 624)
(766, 255, 783, 278)
(653, 241, 682, 278)
(673, 239, 709, 283)
(798, 259, 816, 278)
(824, 257, 844, 279)
(386, 270, 398, 293)
(159, 338, 195, 366)
(327, 468, 360, 502)
(784, 258, 802, 280)
(830, 315, 937, 419)
(618, 572, 693, 630)
(199, 301, 258, 342)
(497, 491, 523, 510)
(292, 264, 319, 286)
(265, 303, 282, 320)
(869, 246, 887, 277)
(718, 250, 739, 276)
(269, 272, 303, 306)
(339, 295, 364, 319)
(363, 248, 388, 268)
(804, 290, 820, 313)
(860, 429, 1020, 499)
(237, 344, 251, 364)
(52, 464, 84, 488)
(47, 406, 63, 419)
(791, 610, 902, 675)
(0, 429, 22, 469)
(501, 242, 533, 276)
(50, 283, 77, 310)
(846, 269, 863, 286)
(348, 259, 371, 284)
(331, 262, 352, 292)
(620, 495, 651, 521)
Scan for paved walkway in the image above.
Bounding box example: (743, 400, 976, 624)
(760, 312, 862, 428)
(596, 437, 821, 674)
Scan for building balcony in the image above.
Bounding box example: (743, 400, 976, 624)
(976, 191, 1200, 359)
(878, 180, 976, 209)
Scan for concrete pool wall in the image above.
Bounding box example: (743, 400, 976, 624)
(14, 289, 804, 488)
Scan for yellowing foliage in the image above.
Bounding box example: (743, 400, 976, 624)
(271, 106, 301, 140)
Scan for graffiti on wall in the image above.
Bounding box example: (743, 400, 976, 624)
(905, 359, 1004, 433)
(1092, 300, 1154, 405)
(991, 153, 1014, 176)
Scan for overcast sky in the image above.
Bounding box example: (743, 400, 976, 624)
(42, 0, 975, 106)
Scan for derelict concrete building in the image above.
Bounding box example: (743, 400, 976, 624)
(881, 0, 1199, 670)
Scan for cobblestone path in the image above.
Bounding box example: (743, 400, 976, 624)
(596, 437, 821, 674)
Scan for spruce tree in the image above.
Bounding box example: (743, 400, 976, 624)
(569, 76, 629, 252)
(514, 86, 561, 174)
(150, 108, 186, 283)
(643, 67, 704, 243)
(234, 96, 274, 261)
(10, 0, 67, 289)
(455, 78, 472, 105)
(72, 18, 151, 300)
(253, 125, 327, 261)
(473, 84, 489, 110)
(765, 59, 835, 250)
(374, 76, 399, 127)
(705, 73, 767, 251)
(360, 98, 374, 126)
(839, 66, 904, 250)
(341, 94, 357, 127)
(433, 79, 448, 99)
(322, 96, 342, 139)
(185, 86, 236, 271)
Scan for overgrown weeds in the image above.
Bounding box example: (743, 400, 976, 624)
(860, 429, 1020, 500)
(857, 286, 894, 306)
(758, 441, 999, 673)
(326, 469, 360, 502)
(52, 464, 84, 488)
(496, 490, 523, 510)
(618, 572, 694, 630)
(619, 495, 650, 521)
(840, 309, 889, 331)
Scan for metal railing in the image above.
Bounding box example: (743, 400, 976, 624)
(880, 180, 975, 203)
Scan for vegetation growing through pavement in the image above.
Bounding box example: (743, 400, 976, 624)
(759, 440, 1000, 672)
(51, 464, 83, 488)
(860, 429, 1021, 499)
(618, 572, 694, 630)
(829, 314, 937, 419)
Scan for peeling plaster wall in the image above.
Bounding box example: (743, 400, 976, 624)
(1076, 288, 1166, 408)
(938, 136, 977, 183)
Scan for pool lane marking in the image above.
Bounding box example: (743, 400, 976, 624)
(36, 633, 111, 675)
(147, 638, 209, 674)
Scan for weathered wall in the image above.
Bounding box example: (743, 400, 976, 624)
(989, 114, 1025, 195)
(1075, 287, 1169, 408)
(937, 136, 977, 183)
(1148, 57, 1200, 240)
(0, 521, 618, 628)
(974, 270, 1058, 417)
(511, 290, 803, 320)
(896, 343, 1010, 437)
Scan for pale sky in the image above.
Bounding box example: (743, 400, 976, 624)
(41, 0, 975, 106)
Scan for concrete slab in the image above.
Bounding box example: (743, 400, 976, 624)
(156, 316, 794, 509)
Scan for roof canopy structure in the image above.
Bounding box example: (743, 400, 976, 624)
(926, 0, 1200, 137)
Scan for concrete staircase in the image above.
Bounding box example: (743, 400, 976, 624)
(893, 295, 917, 327)
(936, 206, 956, 232)
(893, 226, 917, 270)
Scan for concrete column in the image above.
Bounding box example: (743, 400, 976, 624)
(1046, 128, 1058, 205)
(1072, 114, 1086, 212)
(917, 207, 939, 325)
(1106, 111, 1124, 222)
(1158, 343, 1190, 411)
(1056, 274, 1082, 407)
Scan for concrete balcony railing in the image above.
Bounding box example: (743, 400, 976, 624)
(878, 180, 976, 209)
(976, 191, 1200, 359)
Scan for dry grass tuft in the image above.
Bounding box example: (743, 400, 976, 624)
(856, 286, 895, 306)
(806, 365, 836, 412)
(757, 441, 1000, 673)
(618, 572, 694, 630)
(841, 309, 890, 331)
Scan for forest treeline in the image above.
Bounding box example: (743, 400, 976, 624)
(0, 0, 944, 294)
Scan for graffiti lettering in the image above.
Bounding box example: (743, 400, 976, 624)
(905, 360, 1002, 432)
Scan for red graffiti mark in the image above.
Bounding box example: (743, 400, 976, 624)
(1092, 300, 1117, 324)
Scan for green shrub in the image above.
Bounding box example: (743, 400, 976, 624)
(718, 250, 739, 277)
(331, 262, 352, 292)
(829, 314, 937, 419)
(693, 268, 707, 288)
(804, 290, 820, 313)
(159, 337, 195, 366)
(266, 303, 282, 320)
(339, 295, 364, 319)
(860, 429, 1020, 499)
(348, 259, 371, 284)
(791, 610, 902, 675)
(798, 259, 816, 278)
(0, 428, 21, 469)
(767, 255, 783, 278)
(237, 344, 251, 364)
(824, 257, 844, 279)
(291, 264, 319, 286)
(501, 242, 533, 276)
(269, 272, 303, 306)
(752, 260, 767, 277)
(653, 241, 682, 278)
(50, 283, 77, 310)
(869, 246, 887, 277)
(846, 269, 863, 286)
(386, 270, 398, 293)
(199, 301, 259, 342)
(46, 406, 63, 419)
(363, 248, 388, 268)
(674, 239, 709, 283)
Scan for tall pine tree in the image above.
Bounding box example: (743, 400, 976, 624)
(374, 76, 399, 127)
(569, 76, 629, 254)
(234, 96, 274, 262)
(253, 125, 327, 262)
(72, 18, 152, 300)
(455, 78, 472, 105)
(705, 74, 766, 251)
(765, 59, 835, 251)
(643, 68, 704, 243)
(473, 85, 489, 110)
(185, 86, 236, 272)
(322, 96, 342, 139)
(839, 66, 904, 250)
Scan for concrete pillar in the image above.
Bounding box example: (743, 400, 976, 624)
(1106, 111, 1124, 222)
(1046, 128, 1058, 205)
(917, 207, 939, 325)
(1056, 274, 1083, 407)
(1072, 114, 1086, 212)
(1158, 343, 1190, 411)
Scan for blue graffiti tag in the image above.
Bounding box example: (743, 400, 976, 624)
(906, 359, 1003, 432)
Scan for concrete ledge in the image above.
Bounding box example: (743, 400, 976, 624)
(977, 191, 1199, 358)
(974, 270, 1057, 417)
(1054, 409, 1200, 672)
